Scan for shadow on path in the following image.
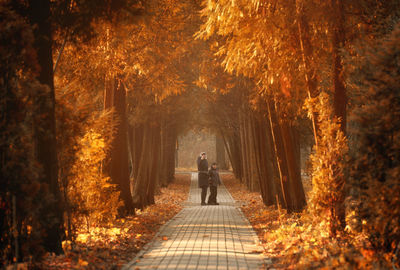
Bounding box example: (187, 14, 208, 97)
(123, 173, 267, 270)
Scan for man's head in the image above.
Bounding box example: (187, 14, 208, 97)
(201, 152, 206, 159)
(211, 162, 217, 169)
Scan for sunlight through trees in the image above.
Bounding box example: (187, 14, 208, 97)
(1, 0, 399, 268)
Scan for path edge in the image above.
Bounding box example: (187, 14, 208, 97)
(221, 176, 272, 268)
(122, 173, 193, 270)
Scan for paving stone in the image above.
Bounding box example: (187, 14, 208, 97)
(123, 173, 267, 270)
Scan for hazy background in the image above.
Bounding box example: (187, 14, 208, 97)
(176, 130, 217, 169)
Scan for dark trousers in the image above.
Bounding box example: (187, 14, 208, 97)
(201, 186, 208, 203)
(208, 186, 217, 204)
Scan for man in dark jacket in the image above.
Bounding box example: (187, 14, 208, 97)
(207, 162, 221, 205)
(197, 152, 209, 205)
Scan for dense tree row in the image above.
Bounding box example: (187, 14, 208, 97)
(196, 0, 400, 262)
(1, 0, 400, 267)
(0, 0, 198, 265)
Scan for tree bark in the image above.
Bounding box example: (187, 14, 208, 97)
(253, 113, 282, 206)
(247, 113, 260, 192)
(159, 120, 176, 186)
(131, 121, 164, 209)
(104, 77, 134, 215)
(267, 98, 306, 212)
(132, 124, 150, 209)
(330, 0, 347, 234)
(262, 110, 285, 206)
(132, 125, 144, 181)
(159, 121, 168, 187)
(251, 115, 270, 203)
(167, 126, 177, 183)
(216, 135, 228, 170)
(279, 115, 307, 211)
(28, 0, 63, 254)
(331, 0, 347, 134)
(238, 110, 247, 185)
(145, 125, 160, 205)
(221, 126, 242, 179)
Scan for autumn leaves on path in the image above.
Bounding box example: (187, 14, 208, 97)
(124, 172, 267, 270)
(41, 172, 268, 269)
(40, 174, 190, 269)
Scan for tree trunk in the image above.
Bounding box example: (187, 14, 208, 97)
(131, 121, 165, 209)
(104, 77, 134, 215)
(216, 135, 228, 170)
(132, 125, 144, 180)
(132, 124, 150, 209)
(251, 115, 270, 203)
(295, 0, 320, 147)
(232, 128, 243, 179)
(159, 121, 168, 187)
(28, 0, 63, 254)
(253, 113, 282, 206)
(145, 125, 160, 205)
(167, 126, 177, 183)
(279, 115, 307, 211)
(159, 120, 176, 186)
(262, 111, 285, 206)
(330, 0, 347, 234)
(247, 113, 260, 192)
(240, 109, 252, 187)
(331, 0, 347, 134)
(267, 98, 306, 212)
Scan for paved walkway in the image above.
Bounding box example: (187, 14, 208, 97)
(123, 173, 266, 270)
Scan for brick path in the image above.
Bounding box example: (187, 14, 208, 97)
(123, 173, 266, 270)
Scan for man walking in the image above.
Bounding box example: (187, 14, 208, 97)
(197, 152, 209, 206)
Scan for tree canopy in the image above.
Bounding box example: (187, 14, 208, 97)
(1, 0, 399, 268)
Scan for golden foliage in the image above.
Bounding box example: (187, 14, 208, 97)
(69, 126, 123, 226)
(304, 92, 348, 235)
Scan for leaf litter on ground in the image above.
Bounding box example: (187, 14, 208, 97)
(39, 174, 190, 270)
(222, 174, 395, 269)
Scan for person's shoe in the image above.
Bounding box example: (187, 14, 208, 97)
(201, 202, 207, 206)
(209, 202, 219, 205)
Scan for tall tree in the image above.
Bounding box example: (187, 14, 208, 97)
(104, 77, 135, 214)
(27, 0, 63, 254)
(7, 0, 144, 254)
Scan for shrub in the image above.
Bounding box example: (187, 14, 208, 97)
(305, 92, 348, 236)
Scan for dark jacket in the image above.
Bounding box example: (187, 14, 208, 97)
(208, 168, 221, 187)
(196, 156, 201, 167)
(198, 158, 209, 187)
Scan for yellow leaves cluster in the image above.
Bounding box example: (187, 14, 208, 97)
(305, 92, 348, 230)
(67, 113, 123, 227)
(79, 131, 105, 162)
(197, 0, 309, 112)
